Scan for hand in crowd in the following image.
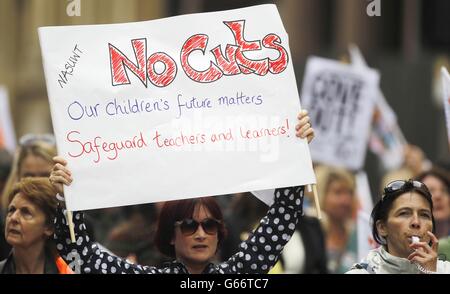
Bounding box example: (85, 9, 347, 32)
(408, 231, 439, 273)
(49, 156, 72, 197)
(296, 110, 314, 143)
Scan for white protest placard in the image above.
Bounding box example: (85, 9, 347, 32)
(0, 86, 16, 153)
(38, 4, 316, 211)
(251, 188, 276, 207)
(348, 44, 368, 68)
(369, 94, 407, 171)
(442, 67, 450, 149)
(348, 45, 406, 171)
(300, 56, 379, 171)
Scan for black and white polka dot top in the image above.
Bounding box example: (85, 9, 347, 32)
(54, 186, 304, 274)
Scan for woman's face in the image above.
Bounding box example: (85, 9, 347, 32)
(422, 175, 450, 221)
(377, 192, 433, 258)
(5, 193, 53, 249)
(19, 154, 53, 179)
(324, 180, 354, 222)
(172, 204, 219, 270)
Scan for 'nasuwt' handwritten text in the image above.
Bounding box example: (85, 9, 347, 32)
(58, 45, 83, 89)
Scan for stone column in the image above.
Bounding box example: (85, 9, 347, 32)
(278, 0, 327, 63)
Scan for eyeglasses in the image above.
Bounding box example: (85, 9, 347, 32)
(174, 218, 221, 236)
(19, 133, 56, 147)
(382, 180, 431, 200)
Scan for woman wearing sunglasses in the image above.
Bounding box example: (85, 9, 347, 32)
(347, 180, 450, 274)
(50, 111, 314, 274)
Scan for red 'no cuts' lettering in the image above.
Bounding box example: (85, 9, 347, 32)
(109, 20, 289, 87)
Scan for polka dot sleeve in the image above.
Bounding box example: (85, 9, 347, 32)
(217, 186, 304, 274)
(54, 205, 161, 274)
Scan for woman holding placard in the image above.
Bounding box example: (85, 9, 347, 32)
(49, 111, 315, 274)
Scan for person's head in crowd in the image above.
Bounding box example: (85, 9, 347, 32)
(372, 179, 435, 258)
(5, 177, 57, 250)
(1, 177, 67, 273)
(155, 197, 227, 274)
(381, 144, 432, 191)
(315, 165, 357, 227)
(1, 134, 56, 211)
(403, 144, 432, 177)
(416, 167, 450, 238)
(347, 179, 444, 274)
(0, 149, 13, 196)
(311, 165, 358, 273)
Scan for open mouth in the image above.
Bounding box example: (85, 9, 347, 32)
(8, 229, 21, 235)
(192, 245, 208, 250)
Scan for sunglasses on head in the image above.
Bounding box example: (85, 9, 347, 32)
(174, 218, 221, 236)
(19, 133, 56, 147)
(382, 180, 430, 200)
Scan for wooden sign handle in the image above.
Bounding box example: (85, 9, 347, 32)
(67, 210, 76, 243)
(307, 184, 322, 219)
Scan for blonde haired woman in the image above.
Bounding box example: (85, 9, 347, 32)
(312, 164, 358, 273)
(1, 136, 56, 211)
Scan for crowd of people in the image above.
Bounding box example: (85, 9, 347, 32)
(1, 106, 449, 274)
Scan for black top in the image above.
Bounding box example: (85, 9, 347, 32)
(0, 251, 59, 274)
(280, 215, 328, 274)
(0, 212, 11, 260)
